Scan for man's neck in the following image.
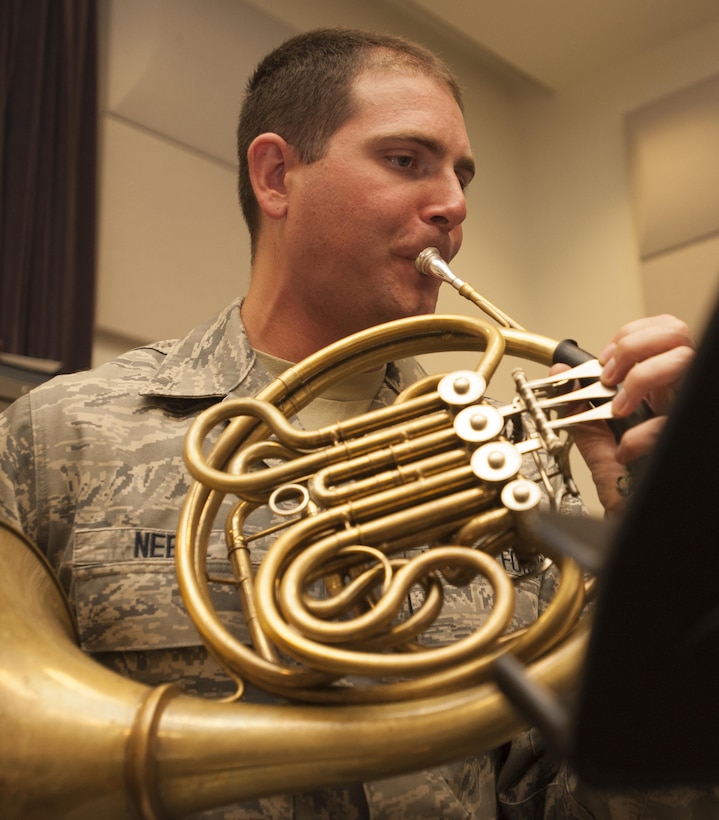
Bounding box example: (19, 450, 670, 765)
(241, 243, 349, 360)
(240, 289, 332, 362)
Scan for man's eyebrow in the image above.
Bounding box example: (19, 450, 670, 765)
(384, 132, 475, 180)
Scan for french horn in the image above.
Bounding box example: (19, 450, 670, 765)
(0, 249, 621, 818)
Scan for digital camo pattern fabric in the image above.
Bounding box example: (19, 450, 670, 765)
(1, 298, 717, 818)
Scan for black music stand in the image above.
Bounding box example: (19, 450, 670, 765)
(496, 297, 719, 788)
(569, 297, 719, 787)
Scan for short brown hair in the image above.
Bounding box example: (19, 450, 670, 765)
(237, 28, 463, 252)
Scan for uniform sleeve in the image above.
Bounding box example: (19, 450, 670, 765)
(0, 394, 41, 546)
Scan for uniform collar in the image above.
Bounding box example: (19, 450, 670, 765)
(140, 297, 424, 403)
(141, 298, 255, 400)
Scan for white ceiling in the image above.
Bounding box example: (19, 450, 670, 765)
(406, 0, 719, 89)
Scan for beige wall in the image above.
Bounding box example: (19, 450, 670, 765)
(95, 0, 719, 511)
(517, 21, 719, 358)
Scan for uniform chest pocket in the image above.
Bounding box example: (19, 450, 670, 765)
(69, 526, 247, 654)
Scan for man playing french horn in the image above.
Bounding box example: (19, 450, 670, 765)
(0, 27, 710, 820)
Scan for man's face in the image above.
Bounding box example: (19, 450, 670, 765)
(282, 68, 474, 343)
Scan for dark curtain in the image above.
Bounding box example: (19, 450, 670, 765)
(0, 0, 97, 374)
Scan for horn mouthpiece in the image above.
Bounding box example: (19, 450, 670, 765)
(415, 247, 465, 288)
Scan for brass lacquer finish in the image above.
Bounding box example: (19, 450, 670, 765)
(1, 249, 607, 818)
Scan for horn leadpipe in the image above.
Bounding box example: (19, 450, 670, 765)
(415, 247, 526, 331)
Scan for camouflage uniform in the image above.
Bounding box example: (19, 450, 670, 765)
(1, 299, 717, 819)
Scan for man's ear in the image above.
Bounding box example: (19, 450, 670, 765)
(246, 133, 294, 221)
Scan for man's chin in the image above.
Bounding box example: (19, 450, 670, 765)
(410, 294, 440, 318)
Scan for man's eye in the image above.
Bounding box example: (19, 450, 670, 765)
(388, 155, 415, 169)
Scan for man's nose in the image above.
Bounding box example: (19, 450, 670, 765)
(423, 174, 467, 231)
